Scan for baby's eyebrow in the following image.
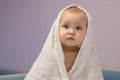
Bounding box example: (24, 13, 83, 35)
(62, 21, 71, 24)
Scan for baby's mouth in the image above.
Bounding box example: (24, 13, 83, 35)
(67, 37, 75, 40)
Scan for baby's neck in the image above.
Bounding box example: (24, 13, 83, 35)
(62, 46, 80, 72)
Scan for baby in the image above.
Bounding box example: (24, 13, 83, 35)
(59, 7, 87, 72)
(24, 4, 104, 80)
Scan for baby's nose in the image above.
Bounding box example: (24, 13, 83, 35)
(69, 29, 75, 35)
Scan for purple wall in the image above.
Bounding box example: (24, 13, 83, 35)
(0, 0, 120, 72)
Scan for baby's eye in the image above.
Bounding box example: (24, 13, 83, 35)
(76, 26, 82, 30)
(63, 25, 69, 29)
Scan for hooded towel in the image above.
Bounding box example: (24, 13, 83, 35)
(24, 4, 104, 80)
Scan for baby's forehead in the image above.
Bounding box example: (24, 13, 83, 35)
(63, 7, 86, 15)
(60, 8, 87, 20)
(60, 7, 88, 26)
(61, 7, 88, 20)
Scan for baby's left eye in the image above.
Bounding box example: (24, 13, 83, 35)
(76, 27, 81, 30)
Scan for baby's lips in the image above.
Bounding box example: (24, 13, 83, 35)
(67, 37, 75, 40)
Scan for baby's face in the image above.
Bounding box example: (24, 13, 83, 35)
(59, 8, 87, 48)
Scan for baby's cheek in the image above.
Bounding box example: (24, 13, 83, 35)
(77, 35, 84, 41)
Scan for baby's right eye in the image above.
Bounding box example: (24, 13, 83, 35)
(63, 25, 69, 29)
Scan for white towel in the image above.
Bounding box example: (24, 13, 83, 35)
(24, 4, 104, 80)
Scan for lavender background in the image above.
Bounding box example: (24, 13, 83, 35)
(0, 0, 120, 72)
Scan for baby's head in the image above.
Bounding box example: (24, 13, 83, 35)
(59, 6, 88, 48)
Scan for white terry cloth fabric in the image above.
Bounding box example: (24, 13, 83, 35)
(24, 4, 104, 80)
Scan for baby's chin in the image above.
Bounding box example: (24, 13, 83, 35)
(77, 44, 82, 48)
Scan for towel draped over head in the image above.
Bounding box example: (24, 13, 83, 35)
(24, 4, 104, 80)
